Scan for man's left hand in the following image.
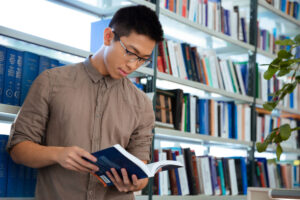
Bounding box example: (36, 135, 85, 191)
(106, 168, 148, 192)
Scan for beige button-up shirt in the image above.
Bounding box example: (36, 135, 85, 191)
(6, 57, 155, 200)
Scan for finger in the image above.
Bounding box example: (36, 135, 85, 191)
(106, 171, 121, 191)
(121, 168, 130, 185)
(131, 174, 139, 186)
(76, 147, 97, 162)
(72, 154, 99, 172)
(111, 168, 123, 185)
(67, 159, 90, 173)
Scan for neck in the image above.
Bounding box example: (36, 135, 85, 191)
(90, 46, 108, 76)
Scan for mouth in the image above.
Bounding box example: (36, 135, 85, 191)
(118, 68, 129, 76)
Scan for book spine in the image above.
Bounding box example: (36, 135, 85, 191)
(0, 135, 9, 197)
(14, 51, 23, 106)
(0, 46, 6, 103)
(3, 48, 17, 105)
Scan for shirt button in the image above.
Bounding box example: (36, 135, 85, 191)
(89, 190, 93, 195)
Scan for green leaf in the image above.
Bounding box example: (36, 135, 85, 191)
(256, 142, 268, 152)
(276, 144, 283, 161)
(279, 124, 291, 140)
(264, 131, 277, 144)
(296, 75, 300, 82)
(269, 90, 281, 97)
(277, 50, 293, 59)
(277, 68, 291, 77)
(275, 39, 295, 46)
(264, 66, 278, 80)
(263, 102, 277, 111)
(271, 58, 282, 65)
(285, 82, 297, 93)
(295, 34, 300, 44)
(291, 127, 300, 131)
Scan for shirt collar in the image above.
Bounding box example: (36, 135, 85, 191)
(83, 56, 121, 88)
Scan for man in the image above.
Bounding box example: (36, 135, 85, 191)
(6, 5, 163, 200)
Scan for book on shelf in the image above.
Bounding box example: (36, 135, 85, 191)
(265, 0, 300, 19)
(0, 45, 65, 106)
(0, 134, 37, 198)
(86, 144, 183, 187)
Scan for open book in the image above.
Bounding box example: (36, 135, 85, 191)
(87, 144, 183, 187)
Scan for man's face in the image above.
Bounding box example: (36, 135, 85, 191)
(103, 31, 156, 79)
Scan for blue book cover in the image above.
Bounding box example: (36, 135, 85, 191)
(90, 19, 111, 53)
(38, 56, 50, 75)
(6, 157, 19, 197)
(50, 59, 59, 69)
(87, 144, 183, 187)
(281, 0, 286, 12)
(30, 168, 38, 197)
(227, 102, 233, 139)
(290, 92, 294, 108)
(23, 167, 32, 197)
(16, 164, 25, 197)
(3, 48, 17, 105)
(239, 157, 248, 194)
(14, 51, 23, 106)
(20, 52, 39, 105)
(184, 93, 191, 132)
(0, 46, 6, 103)
(198, 99, 209, 134)
(240, 18, 247, 43)
(0, 135, 9, 197)
(171, 152, 182, 195)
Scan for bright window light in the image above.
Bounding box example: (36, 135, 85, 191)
(0, 122, 12, 136)
(209, 146, 247, 157)
(179, 143, 207, 156)
(0, 0, 100, 51)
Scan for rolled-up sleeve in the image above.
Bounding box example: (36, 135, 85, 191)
(6, 70, 51, 152)
(126, 96, 154, 162)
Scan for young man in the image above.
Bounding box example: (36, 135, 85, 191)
(6, 5, 163, 200)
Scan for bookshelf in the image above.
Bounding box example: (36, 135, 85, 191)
(0, 0, 300, 199)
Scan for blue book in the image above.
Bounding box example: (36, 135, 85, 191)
(256, 157, 269, 187)
(14, 51, 23, 106)
(227, 102, 233, 139)
(20, 52, 39, 105)
(209, 157, 221, 195)
(3, 48, 18, 105)
(87, 144, 183, 187)
(16, 164, 25, 197)
(38, 56, 50, 75)
(281, 0, 286, 12)
(0, 46, 6, 103)
(198, 99, 209, 135)
(0, 135, 9, 197)
(30, 168, 38, 197)
(6, 157, 19, 197)
(90, 19, 111, 53)
(50, 59, 59, 69)
(290, 92, 294, 108)
(23, 167, 32, 197)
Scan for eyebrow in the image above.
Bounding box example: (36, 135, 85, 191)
(128, 44, 152, 58)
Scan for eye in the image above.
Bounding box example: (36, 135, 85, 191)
(125, 49, 135, 56)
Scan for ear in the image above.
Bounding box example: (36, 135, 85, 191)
(103, 27, 114, 46)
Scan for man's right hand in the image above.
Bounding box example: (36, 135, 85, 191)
(56, 146, 99, 173)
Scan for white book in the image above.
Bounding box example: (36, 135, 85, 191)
(200, 157, 213, 195)
(167, 40, 179, 78)
(230, 10, 238, 40)
(159, 152, 169, 195)
(207, 1, 215, 30)
(202, 0, 206, 26)
(205, 51, 219, 89)
(261, 72, 268, 102)
(267, 164, 276, 188)
(220, 60, 234, 93)
(214, 101, 219, 137)
(175, 43, 188, 80)
(196, 157, 204, 194)
(264, 115, 271, 140)
(234, 63, 246, 95)
(244, 105, 251, 142)
(188, 0, 197, 22)
(294, 86, 298, 110)
(223, 103, 229, 139)
(228, 159, 238, 195)
(190, 96, 197, 134)
(228, 59, 240, 94)
(176, 154, 190, 195)
(181, 101, 186, 131)
(256, 116, 262, 142)
(198, 0, 203, 25)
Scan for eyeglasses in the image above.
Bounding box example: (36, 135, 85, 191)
(113, 31, 152, 67)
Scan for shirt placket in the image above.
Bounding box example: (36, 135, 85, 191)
(87, 79, 106, 200)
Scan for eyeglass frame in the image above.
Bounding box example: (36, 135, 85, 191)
(112, 31, 152, 66)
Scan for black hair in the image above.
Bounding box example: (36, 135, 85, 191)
(109, 5, 163, 42)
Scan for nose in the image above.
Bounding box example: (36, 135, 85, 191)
(126, 61, 138, 72)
